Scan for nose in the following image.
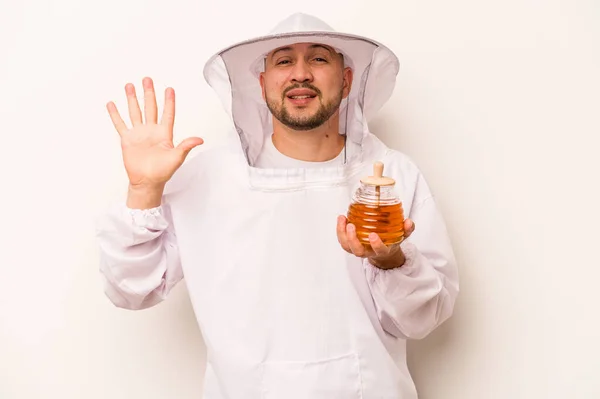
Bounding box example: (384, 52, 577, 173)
(289, 59, 313, 83)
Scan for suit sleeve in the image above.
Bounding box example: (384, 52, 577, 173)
(95, 202, 183, 310)
(364, 178, 459, 339)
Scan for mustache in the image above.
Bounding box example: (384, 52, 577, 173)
(283, 83, 322, 98)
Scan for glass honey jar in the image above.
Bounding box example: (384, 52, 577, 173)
(347, 161, 405, 248)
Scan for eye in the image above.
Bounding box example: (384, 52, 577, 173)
(313, 57, 328, 62)
(276, 59, 291, 65)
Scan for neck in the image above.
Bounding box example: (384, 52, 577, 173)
(271, 113, 345, 162)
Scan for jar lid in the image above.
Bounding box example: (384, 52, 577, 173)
(360, 161, 395, 186)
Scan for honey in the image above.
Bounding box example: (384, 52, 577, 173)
(347, 161, 405, 249)
(347, 202, 405, 246)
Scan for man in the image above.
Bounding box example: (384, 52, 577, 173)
(97, 12, 459, 399)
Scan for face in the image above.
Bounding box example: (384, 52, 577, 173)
(259, 42, 353, 131)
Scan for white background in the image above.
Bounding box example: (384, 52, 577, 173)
(1, 0, 599, 398)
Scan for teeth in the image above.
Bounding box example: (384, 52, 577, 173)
(291, 95, 311, 99)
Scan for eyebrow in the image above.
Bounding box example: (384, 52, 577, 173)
(269, 44, 335, 60)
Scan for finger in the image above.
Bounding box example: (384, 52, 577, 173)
(368, 233, 391, 257)
(161, 87, 175, 134)
(346, 223, 366, 257)
(106, 101, 127, 136)
(336, 215, 351, 252)
(125, 83, 143, 126)
(143, 77, 158, 124)
(404, 219, 415, 238)
(176, 137, 204, 156)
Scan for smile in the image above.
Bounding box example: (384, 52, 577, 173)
(286, 96, 317, 106)
(288, 95, 315, 99)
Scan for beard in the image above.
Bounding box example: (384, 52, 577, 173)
(266, 83, 344, 131)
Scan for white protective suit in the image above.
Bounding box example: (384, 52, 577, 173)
(96, 13, 459, 399)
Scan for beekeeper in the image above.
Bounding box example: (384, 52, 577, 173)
(97, 12, 459, 399)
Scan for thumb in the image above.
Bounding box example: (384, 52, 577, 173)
(176, 137, 204, 155)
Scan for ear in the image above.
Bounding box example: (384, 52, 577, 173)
(342, 67, 353, 99)
(259, 72, 266, 101)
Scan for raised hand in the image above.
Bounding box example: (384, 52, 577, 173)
(106, 77, 204, 192)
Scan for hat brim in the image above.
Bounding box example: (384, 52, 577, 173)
(203, 30, 391, 82)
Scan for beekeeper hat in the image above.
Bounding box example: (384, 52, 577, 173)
(203, 13, 400, 165)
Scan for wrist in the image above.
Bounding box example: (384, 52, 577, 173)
(126, 183, 165, 209)
(369, 249, 406, 270)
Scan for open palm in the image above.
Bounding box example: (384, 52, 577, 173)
(106, 77, 203, 189)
